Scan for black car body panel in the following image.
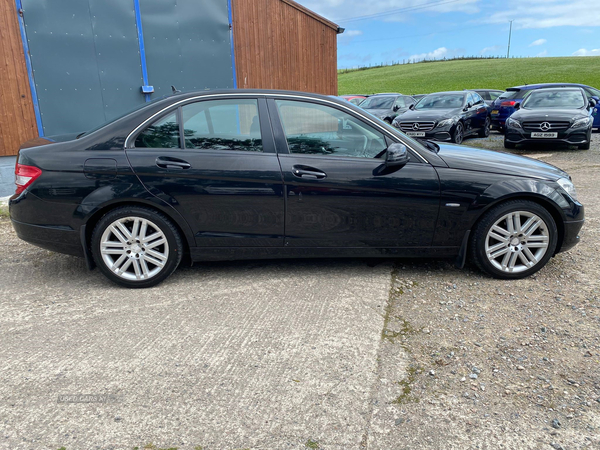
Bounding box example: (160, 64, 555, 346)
(358, 94, 416, 123)
(9, 89, 583, 271)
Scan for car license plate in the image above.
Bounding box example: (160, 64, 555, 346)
(531, 132, 558, 138)
(491, 110, 499, 115)
(407, 131, 425, 137)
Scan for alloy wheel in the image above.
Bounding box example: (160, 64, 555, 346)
(100, 216, 169, 281)
(454, 123, 463, 144)
(484, 211, 549, 273)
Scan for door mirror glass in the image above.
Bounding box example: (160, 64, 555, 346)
(589, 98, 597, 108)
(385, 143, 409, 167)
(514, 102, 521, 110)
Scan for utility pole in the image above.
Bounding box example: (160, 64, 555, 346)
(507, 20, 513, 58)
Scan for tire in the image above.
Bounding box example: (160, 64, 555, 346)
(469, 200, 558, 279)
(91, 206, 183, 288)
(451, 122, 464, 144)
(478, 117, 491, 138)
(384, 118, 392, 124)
(504, 139, 516, 149)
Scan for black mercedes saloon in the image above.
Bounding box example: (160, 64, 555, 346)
(504, 87, 595, 150)
(392, 91, 491, 144)
(10, 89, 583, 288)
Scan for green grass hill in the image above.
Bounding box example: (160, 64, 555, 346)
(338, 56, 600, 95)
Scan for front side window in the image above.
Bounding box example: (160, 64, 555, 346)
(394, 97, 407, 108)
(135, 111, 180, 148)
(275, 100, 387, 159)
(182, 99, 262, 152)
(473, 93, 484, 105)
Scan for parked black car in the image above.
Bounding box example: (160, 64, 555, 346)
(358, 93, 415, 123)
(504, 87, 595, 150)
(468, 89, 504, 106)
(393, 91, 491, 144)
(10, 89, 583, 287)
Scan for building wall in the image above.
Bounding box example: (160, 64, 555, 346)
(232, 0, 338, 95)
(0, 0, 38, 157)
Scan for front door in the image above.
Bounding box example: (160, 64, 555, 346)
(125, 97, 285, 247)
(268, 98, 440, 249)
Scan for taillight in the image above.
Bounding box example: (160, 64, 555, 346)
(500, 100, 516, 107)
(15, 163, 42, 195)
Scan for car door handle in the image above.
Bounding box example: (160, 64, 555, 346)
(292, 166, 327, 179)
(156, 157, 191, 170)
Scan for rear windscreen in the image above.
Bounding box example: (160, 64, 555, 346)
(498, 90, 524, 100)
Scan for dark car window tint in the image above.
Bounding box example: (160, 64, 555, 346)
(181, 99, 262, 152)
(135, 111, 180, 148)
(275, 100, 387, 158)
(475, 91, 490, 100)
(522, 89, 586, 109)
(416, 93, 465, 110)
(498, 90, 523, 100)
(359, 96, 395, 110)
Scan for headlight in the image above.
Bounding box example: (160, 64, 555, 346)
(506, 117, 522, 129)
(571, 117, 592, 129)
(557, 177, 578, 201)
(436, 117, 457, 128)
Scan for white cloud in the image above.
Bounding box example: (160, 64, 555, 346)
(297, 0, 481, 24)
(529, 38, 547, 46)
(536, 50, 548, 57)
(343, 29, 363, 37)
(485, 0, 600, 29)
(480, 45, 501, 55)
(572, 48, 600, 56)
(409, 47, 448, 62)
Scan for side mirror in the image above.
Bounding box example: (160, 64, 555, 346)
(393, 105, 400, 112)
(409, 104, 415, 110)
(385, 143, 409, 168)
(463, 103, 472, 111)
(589, 98, 597, 108)
(514, 102, 521, 110)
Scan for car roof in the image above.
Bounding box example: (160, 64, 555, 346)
(507, 82, 590, 91)
(469, 89, 504, 92)
(370, 93, 402, 96)
(426, 91, 468, 95)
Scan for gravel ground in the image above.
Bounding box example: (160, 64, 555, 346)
(0, 132, 598, 449)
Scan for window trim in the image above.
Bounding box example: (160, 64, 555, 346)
(133, 107, 182, 149)
(124, 93, 429, 163)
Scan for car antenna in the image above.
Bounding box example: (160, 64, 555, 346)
(171, 85, 181, 94)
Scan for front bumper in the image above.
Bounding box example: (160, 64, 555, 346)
(559, 219, 584, 253)
(505, 128, 591, 146)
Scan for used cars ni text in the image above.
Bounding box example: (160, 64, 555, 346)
(504, 87, 595, 150)
(11, 90, 583, 287)
(393, 91, 491, 144)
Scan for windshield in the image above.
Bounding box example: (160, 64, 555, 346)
(415, 93, 465, 110)
(522, 89, 586, 109)
(359, 96, 396, 110)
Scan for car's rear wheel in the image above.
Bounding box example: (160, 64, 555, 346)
(479, 117, 491, 137)
(470, 200, 557, 279)
(504, 139, 516, 149)
(452, 122, 464, 144)
(91, 206, 183, 288)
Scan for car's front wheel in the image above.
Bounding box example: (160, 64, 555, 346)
(452, 122, 464, 144)
(478, 117, 491, 137)
(91, 206, 183, 288)
(470, 200, 558, 279)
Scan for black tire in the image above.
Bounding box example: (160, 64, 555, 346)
(384, 118, 392, 124)
(91, 206, 183, 288)
(469, 200, 558, 279)
(452, 122, 464, 144)
(504, 139, 516, 149)
(478, 117, 491, 138)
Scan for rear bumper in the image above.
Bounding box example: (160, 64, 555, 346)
(11, 218, 83, 257)
(559, 219, 584, 253)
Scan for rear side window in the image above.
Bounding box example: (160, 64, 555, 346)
(182, 99, 262, 152)
(476, 91, 490, 100)
(135, 111, 180, 148)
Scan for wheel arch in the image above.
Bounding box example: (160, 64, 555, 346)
(467, 193, 566, 256)
(82, 199, 195, 265)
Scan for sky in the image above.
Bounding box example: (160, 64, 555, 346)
(296, 0, 600, 69)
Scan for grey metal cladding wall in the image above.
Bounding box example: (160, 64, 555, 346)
(21, 0, 144, 136)
(140, 0, 234, 96)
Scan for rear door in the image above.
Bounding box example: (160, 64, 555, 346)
(125, 96, 285, 247)
(267, 97, 440, 250)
